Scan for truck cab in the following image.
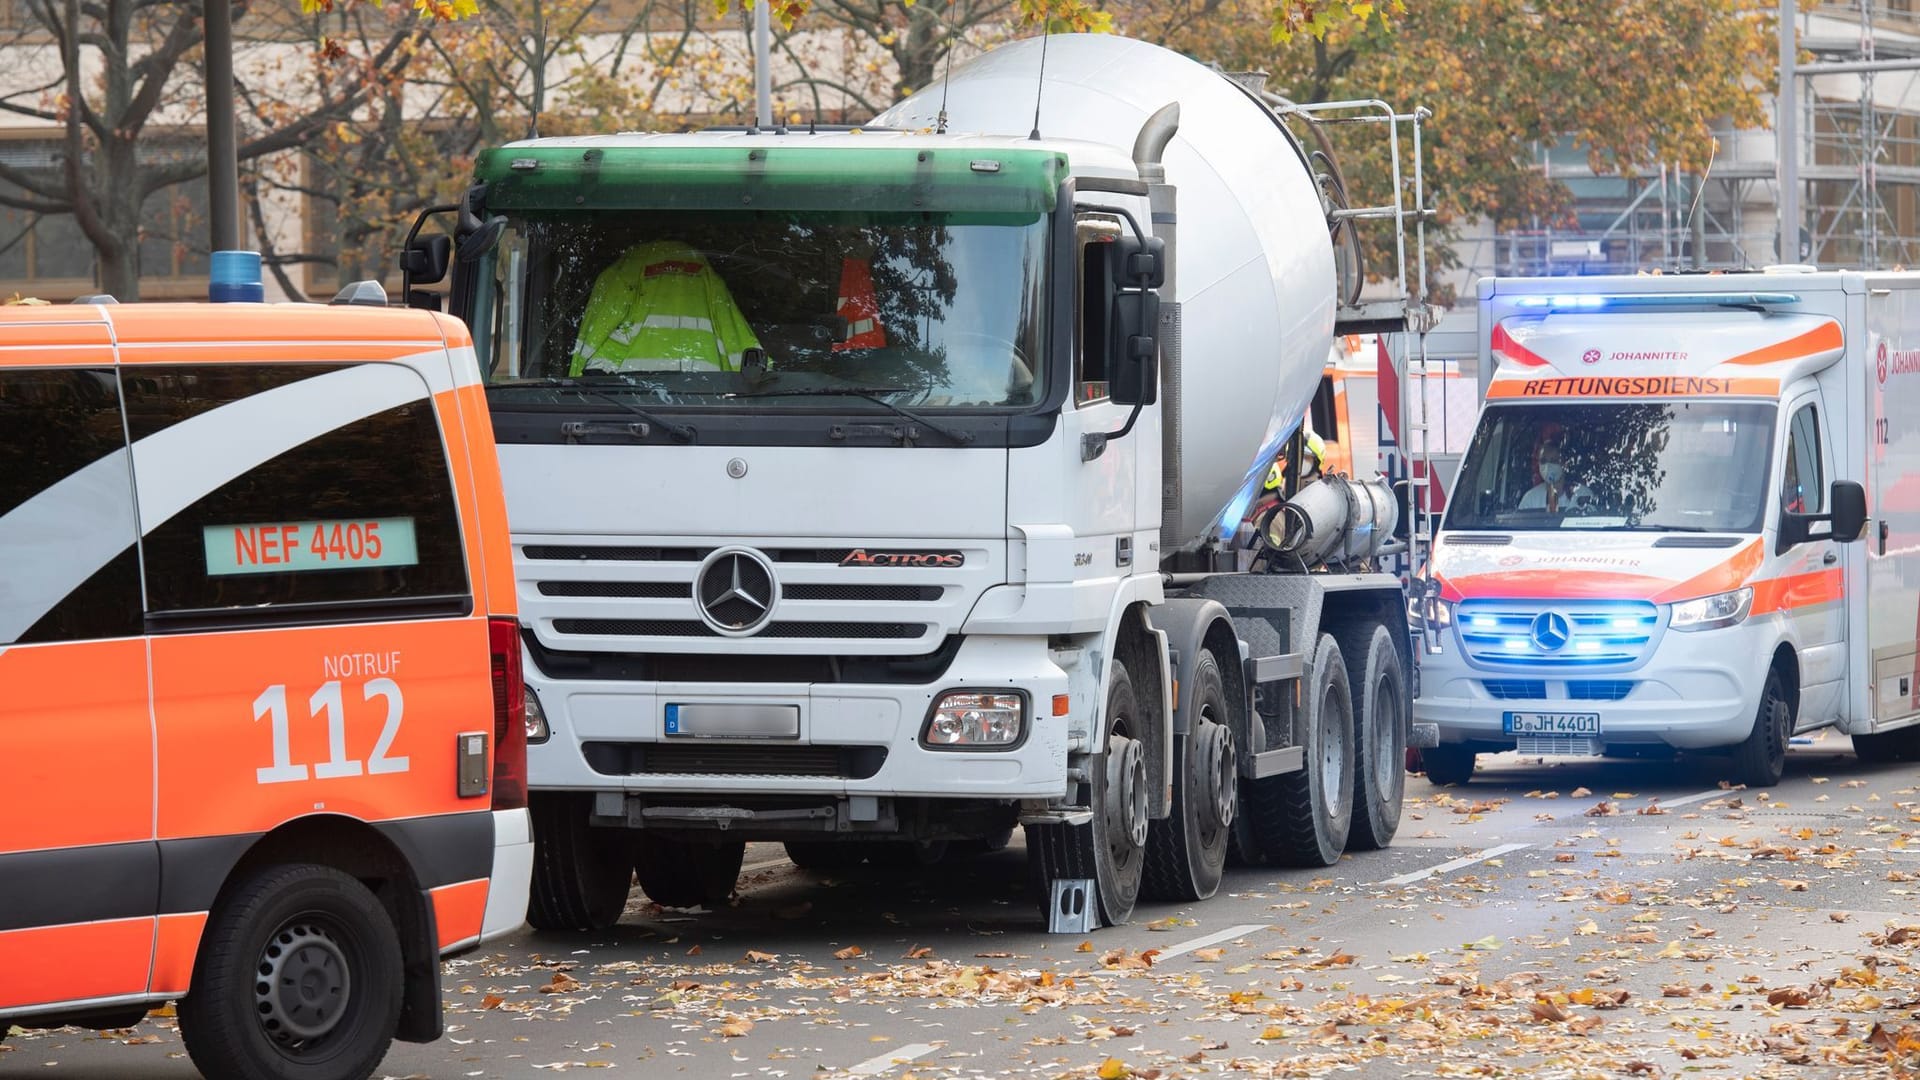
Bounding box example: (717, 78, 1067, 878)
(1413, 271, 1920, 786)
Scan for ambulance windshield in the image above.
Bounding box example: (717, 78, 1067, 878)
(1447, 401, 1778, 533)
(471, 210, 1047, 410)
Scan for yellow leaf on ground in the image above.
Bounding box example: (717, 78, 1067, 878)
(719, 1017, 754, 1037)
(1192, 948, 1225, 962)
(1097, 1057, 1130, 1080)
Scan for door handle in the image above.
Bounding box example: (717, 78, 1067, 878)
(1823, 550, 1838, 565)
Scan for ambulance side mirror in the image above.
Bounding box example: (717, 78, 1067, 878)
(1830, 480, 1868, 543)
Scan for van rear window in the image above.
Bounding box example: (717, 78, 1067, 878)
(125, 365, 470, 623)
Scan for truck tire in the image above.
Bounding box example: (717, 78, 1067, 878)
(1250, 634, 1355, 868)
(1143, 648, 1234, 901)
(634, 836, 744, 908)
(1852, 726, 1920, 763)
(1341, 622, 1406, 851)
(1730, 670, 1791, 787)
(1418, 745, 1475, 786)
(527, 793, 633, 932)
(1027, 660, 1147, 926)
(177, 864, 402, 1080)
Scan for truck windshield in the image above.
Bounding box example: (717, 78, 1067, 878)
(471, 211, 1047, 410)
(1446, 401, 1777, 533)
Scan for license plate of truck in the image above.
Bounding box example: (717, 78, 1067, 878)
(1503, 711, 1601, 736)
(664, 703, 800, 739)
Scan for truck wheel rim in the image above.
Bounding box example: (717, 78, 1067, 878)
(255, 919, 353, 1046)
(1374, 673, 1402, 788)
(1199, 716, 1236, 832)
(1106, 734, 1149, 851)
(1320, 684, 1349, 823)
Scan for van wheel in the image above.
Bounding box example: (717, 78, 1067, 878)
(177, 865, 402, 1080)
(527, 794, 632, 932)
(1143, 647, 1234, 901)
(1730, 670, 1790, 787)
(635, 836, 744, 908)
(1852, 726, 1920, 763)
(1419, 745, 1476, 786)
(1341, 623, 1407, 850)
(1027, 660, 1147, 926)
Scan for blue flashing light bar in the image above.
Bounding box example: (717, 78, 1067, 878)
(1510, 292, 1801, 312)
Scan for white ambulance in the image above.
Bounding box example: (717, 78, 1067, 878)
(1413, 269, 1920, 787)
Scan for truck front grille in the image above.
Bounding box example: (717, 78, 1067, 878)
(1482, 679, 1547, 700)
(581, 741, 886, 779)
(553, 618, 929, 641)
(538, 581, 941, 603)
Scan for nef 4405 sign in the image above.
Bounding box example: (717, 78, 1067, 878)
(204, 516, 420, 575)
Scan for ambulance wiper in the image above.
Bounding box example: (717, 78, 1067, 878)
(1594, 524, 1709, 532)
(493, 377, 696, 443)
(742, 386, 975, 446)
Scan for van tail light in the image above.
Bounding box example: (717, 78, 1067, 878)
(489, 617, 528, 811)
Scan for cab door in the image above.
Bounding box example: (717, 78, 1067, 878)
(0, 344, 156, 1014)
(1778, 395, 1846, 725)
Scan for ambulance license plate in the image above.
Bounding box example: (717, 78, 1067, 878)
(665, 703, 800, 739)
(1503, 711, 1601, 736)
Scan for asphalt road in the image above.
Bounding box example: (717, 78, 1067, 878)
(12, 735, 1920, 1079)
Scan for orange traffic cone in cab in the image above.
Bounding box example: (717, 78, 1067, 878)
(833, 258, 887, 351)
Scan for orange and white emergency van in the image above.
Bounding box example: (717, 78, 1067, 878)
(0, 293, 531, 1080)
(1415, 270, 1917, 787)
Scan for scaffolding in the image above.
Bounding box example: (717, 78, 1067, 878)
(1475, 1, 1920, 281)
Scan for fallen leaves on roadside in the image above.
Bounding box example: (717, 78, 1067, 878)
(834, 945, 866, 960)
(1192, 948, 1225, 963)
(1101, 948, 1160, 970)
(717, 1016, 754, 1038)
(537, 972, 581, 994)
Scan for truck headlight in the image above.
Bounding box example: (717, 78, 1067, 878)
(1669, 587, 1753, 632)
(923, 691, 1026, 749)
(525, 687, 551, 744)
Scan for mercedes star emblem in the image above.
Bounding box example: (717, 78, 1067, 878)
(695, 548, 777, 635)
(1530, 611, 1572, 652)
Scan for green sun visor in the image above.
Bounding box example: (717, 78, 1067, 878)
(475, 143, 1066, 219)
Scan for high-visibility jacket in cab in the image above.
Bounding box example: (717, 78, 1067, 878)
(570, 240, 763, 374)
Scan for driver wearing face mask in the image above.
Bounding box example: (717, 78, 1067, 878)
(1519, 441, 1595, 513)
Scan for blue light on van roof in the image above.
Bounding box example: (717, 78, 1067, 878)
(210, 250, 265, 304)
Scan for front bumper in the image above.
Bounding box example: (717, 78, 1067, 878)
(1414, 624, 1767, 752)
(525, 634, 1072, 799)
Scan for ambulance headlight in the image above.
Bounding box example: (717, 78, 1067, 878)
(525, 687, 551, 744)
(923, 691, 1026, 748)
(1668, 588, 1753, 632)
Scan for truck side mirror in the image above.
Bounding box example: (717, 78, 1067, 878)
(1830, 480, 1868, 542)
(1106, 235, 1166, 290)
(1108, 288, 1159, 406)
(402, 234, 451, 286)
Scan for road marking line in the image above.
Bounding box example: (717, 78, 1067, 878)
(1154, 923, 1271, 960)
(845, 1042, 940, 1077)
(1376, 842, 1531, 886)
(1652, 789, 1728, 810)
(741, 856, 794, 873)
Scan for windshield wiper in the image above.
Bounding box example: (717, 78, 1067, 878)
(741, 386, 976, 446)
(491, 376, 696, 442)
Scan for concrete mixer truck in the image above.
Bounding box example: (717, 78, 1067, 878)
(397, 34, 1437, 929)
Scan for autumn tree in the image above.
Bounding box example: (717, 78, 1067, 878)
(1128, 0, 1774, 290)
(0, 0, 431, 300)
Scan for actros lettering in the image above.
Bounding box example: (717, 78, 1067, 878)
(840, 549, 966, 568)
